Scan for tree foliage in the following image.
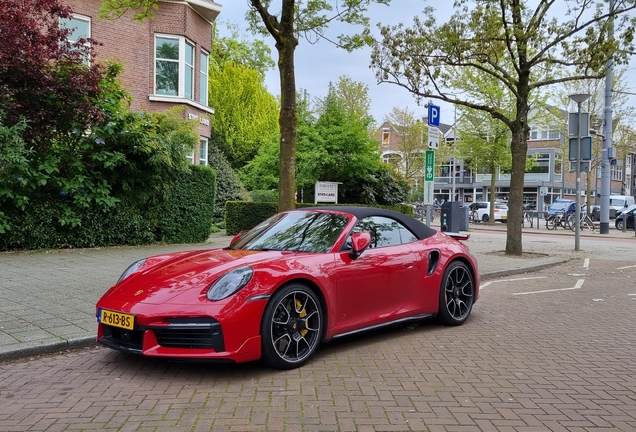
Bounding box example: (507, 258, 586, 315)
(211, 22, 275, 77)
(240, 85, 408, 205)
(1, 0, 108, 147)
(371, 0, 636, 255)
(208, 61, 279, 168)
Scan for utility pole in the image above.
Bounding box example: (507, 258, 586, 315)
(600, 0, 614, 235)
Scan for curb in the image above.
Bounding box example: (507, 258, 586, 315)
(480, 258, 571, 280)
(0, 336, 98, 363)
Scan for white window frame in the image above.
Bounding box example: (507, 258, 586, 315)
(186, 149, 194, 165)
(59, 14, 91, 61)
(199, 50, 209, 106)
(382, 128, 390, 146)
(199, 138, 208, 166)
(154, 34, 197, 100)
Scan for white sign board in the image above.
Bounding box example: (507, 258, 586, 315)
(314, 181, 339, 203)
(424, 181, 434, 205)
(428, 126, 440, 149)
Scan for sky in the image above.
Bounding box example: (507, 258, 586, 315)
(215, 1, 636, 129)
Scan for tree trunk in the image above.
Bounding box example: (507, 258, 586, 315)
(506, 106, 529, 255)
(275, 30, 298, 212)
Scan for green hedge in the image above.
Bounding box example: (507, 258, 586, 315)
(155, 165, 216, 243)
(0, 165, 216, 251)
(225, 201, 415, 235)
(0, 200, 154, 250)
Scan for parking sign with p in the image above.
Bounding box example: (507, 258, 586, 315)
(427, 104, 440, 127)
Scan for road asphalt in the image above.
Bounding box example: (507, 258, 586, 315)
(1, 219, 634, 362)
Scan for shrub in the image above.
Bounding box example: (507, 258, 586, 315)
(207, 146, 250, 224)
(154, 165, 216, 244)
(0, 199, 154, 251)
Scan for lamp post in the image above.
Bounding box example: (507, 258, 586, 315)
(570, 93, 591, 252)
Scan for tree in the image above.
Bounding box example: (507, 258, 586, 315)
(383, 106, 427, 182)
(371, 1, 636, 255)
(455, 110, 513, 222)
(1, 0, 107, 147)
(245, 0, 391, 211)
(332, 75, 376, 132)
(211, 22, 275, 77)
(208, 61, 279, 168)
(241, 86, 408, 204)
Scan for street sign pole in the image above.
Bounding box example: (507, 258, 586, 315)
(569, 93, 591, 252)
(425, 104, 441, 227)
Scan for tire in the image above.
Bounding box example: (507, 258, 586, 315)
(437, 261, 475, 326)
(546, 216, 557, 230)
(261, 284, 323, 369)
(616, 220, 624, 230)
(481, 214, 489, 223)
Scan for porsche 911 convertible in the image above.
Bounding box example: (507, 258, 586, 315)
(96, 206, 480, 369)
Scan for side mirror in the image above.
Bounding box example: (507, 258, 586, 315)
(230, 230, 247, 246)
(349, 232, 371, 259)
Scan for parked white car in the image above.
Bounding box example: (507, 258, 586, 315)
(470, 202, 509, 222)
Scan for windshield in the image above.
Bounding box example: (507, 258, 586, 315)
(610, 198, 626, 206)
(229, 211, 349, 253)
(549, 202, 571, 211)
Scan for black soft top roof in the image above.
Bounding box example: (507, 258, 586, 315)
(300, 206, 437, 240)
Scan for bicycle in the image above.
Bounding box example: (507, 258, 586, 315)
(569, 212, 595, 232)
(546, 211, 568, 230)
(470, 210, 480, 223)
(522, 211, 533, 228)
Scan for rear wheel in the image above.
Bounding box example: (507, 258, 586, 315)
(481, 214, 489, 223)
(437, 261, 474, 326)
(546, 216, 557, 230)
(261, 284, 323, 369)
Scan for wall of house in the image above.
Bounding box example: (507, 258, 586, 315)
(64, 0, 213, 140)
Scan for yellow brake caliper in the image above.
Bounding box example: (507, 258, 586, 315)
(296, 299, 308, 337)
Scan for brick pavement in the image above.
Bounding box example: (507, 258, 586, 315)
(1, 258, 635, 431)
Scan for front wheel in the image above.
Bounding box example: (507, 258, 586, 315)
(261, 284, 324, 369)
(437, 261, 475, 326)
(616, 220, 624, 230)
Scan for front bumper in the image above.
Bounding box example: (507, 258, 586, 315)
(96, 299, 265, 363)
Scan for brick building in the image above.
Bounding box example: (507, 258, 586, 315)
(62, 0, 220, 165)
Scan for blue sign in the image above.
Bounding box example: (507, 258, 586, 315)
(427, 104, 440, 127)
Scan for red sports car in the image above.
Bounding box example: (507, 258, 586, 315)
(96, 206, 480, 369)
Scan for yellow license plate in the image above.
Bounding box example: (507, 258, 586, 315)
(100, 309, 135, 330)
(502, 215, 507, 219)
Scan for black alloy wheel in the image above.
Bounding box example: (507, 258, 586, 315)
(437, 261, 474, 326)
(482, 214, 489, 222)
(261, 284, 323, 369)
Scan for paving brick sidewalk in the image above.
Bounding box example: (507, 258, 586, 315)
(1, 225, 633, 361)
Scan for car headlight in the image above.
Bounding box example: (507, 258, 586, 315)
(117, 258, 147, 283)
(207, 266, 253, 301)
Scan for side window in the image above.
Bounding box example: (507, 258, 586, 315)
(350, 216, 416, 248)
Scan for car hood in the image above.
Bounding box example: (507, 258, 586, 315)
(106, 248, 293, 304)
